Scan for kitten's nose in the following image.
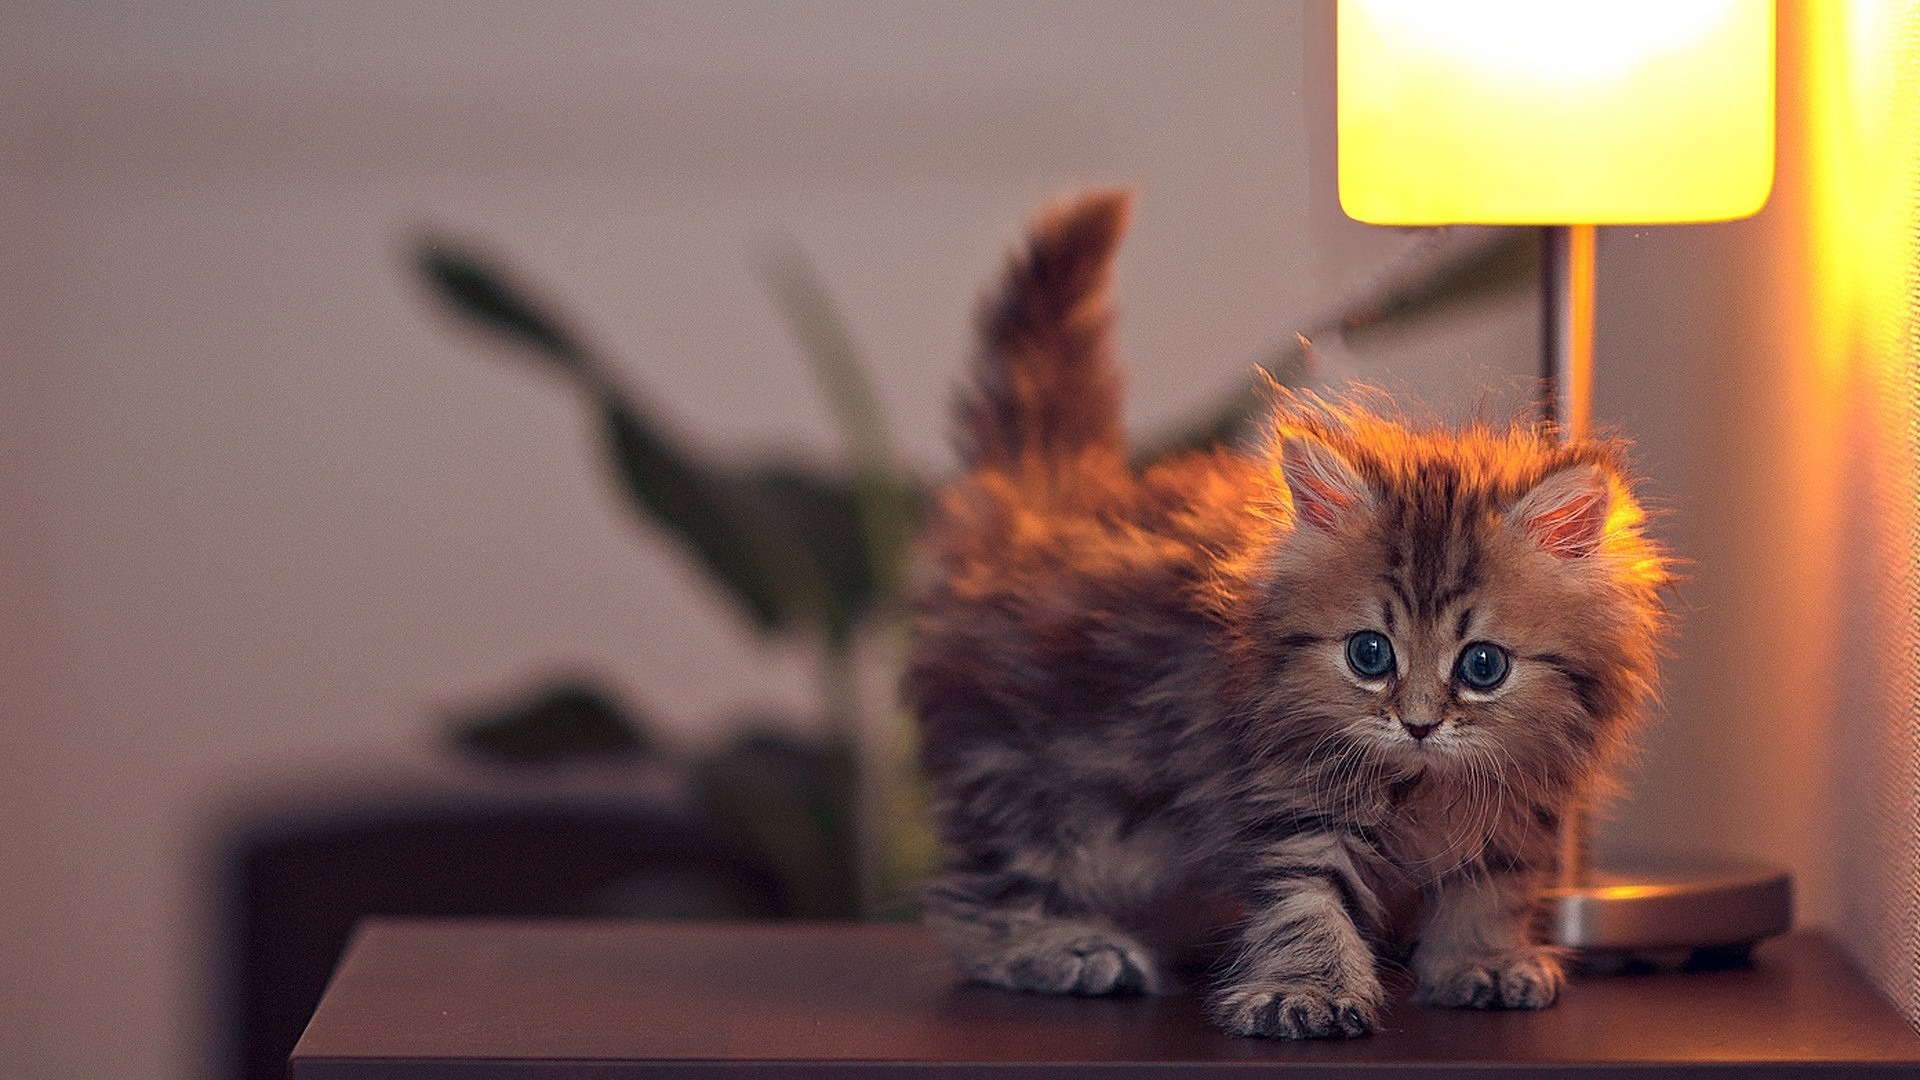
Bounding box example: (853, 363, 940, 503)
(1401, 718, 1440, 741)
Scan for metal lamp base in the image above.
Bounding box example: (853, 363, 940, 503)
(1544, 855, 1793, 968)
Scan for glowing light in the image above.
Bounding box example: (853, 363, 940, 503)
(1795, 1, 1920, 1000)
(1338, 0, 1776, 224)
(1591, 884, 1662, 901)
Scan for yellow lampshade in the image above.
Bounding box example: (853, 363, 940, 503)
(1338, 0, 1775, 225)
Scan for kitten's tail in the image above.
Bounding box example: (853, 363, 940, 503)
(957, 189, 1130, 477)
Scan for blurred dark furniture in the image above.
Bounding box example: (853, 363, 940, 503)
(215, 761, 789, 1080)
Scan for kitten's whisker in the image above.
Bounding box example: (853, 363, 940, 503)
(1457, 742, 1516, 873)
(1460, 747, 1497, 871)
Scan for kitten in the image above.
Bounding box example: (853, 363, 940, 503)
(905, 190, 1669, 1039)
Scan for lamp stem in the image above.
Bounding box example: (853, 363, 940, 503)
(1536, 226, 1793, 952)
(1542, 223, 1597, 890)
(1542, 224, 1596, 440)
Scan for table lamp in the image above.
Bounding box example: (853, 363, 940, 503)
(1336, 0, 1792, 958)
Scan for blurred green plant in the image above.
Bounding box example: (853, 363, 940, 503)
(417, 240, 915, 644)
(452, 677, 652, 763)
(416, 232, 927, 915)
(411, 220, 1537, 918)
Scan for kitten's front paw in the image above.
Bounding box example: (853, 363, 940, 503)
(1417, 950, 1563, 1010)
(979, 930, 1163, 996)
(1209, 981, 1379, 1039)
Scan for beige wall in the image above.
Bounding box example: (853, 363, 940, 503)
(1591, 5, 1917, 1006)
(0, 3, 1871, 1078)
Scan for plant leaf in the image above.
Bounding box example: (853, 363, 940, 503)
(416, 236, 595, 375)
(1337, 227, 1538, 342)
(756, 244, 916, 610)
(413, 233, 925, 642)
(718, 463, 925, 642)
(596, 396, 797, 633)
(449, 677, 651, 764)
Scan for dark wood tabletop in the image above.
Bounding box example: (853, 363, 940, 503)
(290, 919, 1920, 1078)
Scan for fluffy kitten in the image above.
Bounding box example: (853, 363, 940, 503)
(905, 191, 1669, 1039)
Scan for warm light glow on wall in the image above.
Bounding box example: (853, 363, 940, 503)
(1798, 0, 1920, 1030)
(1338, 0, 1776, 224)
(1805, 0, 1915, 381)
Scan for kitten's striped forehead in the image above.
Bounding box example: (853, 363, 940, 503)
(1267, 395, 1630, 627)
(1376, 459, 1494, 624)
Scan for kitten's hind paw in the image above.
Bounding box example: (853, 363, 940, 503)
(1416, 951, 1563, 1010)
(1209, 983, 1378, 1039)
(973, 928, 1164, 996)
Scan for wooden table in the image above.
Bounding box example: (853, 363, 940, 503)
(291, 920, 1920, 1077)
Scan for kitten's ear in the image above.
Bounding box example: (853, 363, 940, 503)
(1509, 463, 1612, 558)
(1280, 434, 1373, 532)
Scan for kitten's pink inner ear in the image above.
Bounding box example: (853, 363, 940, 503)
(1280, 435, 1372, 532)
(1510, 464, 1612, 558)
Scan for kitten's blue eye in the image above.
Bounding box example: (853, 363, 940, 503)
(1345, 631, 1395, 679)
(1456, 642, 1510, 691)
